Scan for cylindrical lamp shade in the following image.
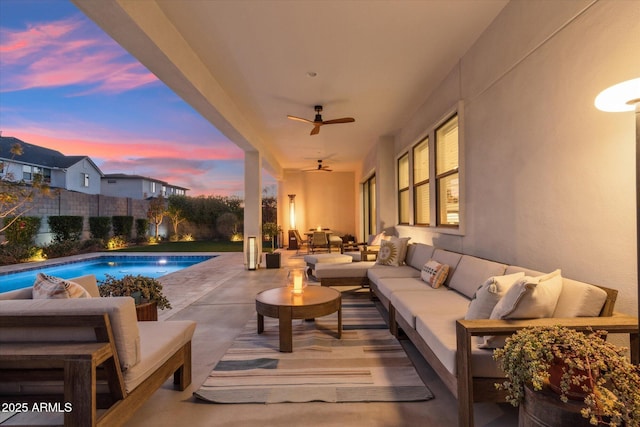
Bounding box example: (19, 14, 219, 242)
(288, 194, 296, 230)
(247, 236, 259, 270)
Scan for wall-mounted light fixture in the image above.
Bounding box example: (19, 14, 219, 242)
(595, 77, 640, 359)
(247, 236, 259, 270)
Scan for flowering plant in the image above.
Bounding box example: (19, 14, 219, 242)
(493, 325, 640, 426)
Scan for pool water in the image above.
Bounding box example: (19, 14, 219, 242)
(0, 255, 215, 293)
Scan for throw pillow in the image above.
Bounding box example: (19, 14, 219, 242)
(421, 259, 450, 288)
(376, 237, 411, 267)
(479, 269, 563, 349)
(32, 273, 91, 299)
(465, 272, 525, 320)
(490, 269, 563, 319)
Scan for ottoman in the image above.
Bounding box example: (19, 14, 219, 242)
(315, 261, 376, 287)
(304, 253, 353, 278)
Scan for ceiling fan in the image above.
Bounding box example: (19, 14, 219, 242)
(287, 105, 355, 135)
(303, 159, 332, 172)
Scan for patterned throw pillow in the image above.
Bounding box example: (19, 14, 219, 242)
(32, 273, 91, 299)
(376, 237, 410, 266)
(420, 259, 450, 288)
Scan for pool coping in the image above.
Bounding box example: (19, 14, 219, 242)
(0, 252, 220, 275)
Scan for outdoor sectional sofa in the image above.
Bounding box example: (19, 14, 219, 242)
(0, 274, 196, 427)
(315, 242, 639, 426)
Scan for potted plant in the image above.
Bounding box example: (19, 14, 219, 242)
(262, 222, 282, 268)
(99, 274, 172, 321)
(493, 325, 640, 426)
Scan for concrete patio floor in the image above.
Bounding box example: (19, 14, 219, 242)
(2, 250, 518, 426)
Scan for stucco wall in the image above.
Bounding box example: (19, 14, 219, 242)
(279, 170, 357, 239)
(369, 0, 639, 319)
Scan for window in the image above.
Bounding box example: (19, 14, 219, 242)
(41, 168, 51, 183)
(397, 153, 410, 224)
(22, 165, 32, 181)
(435, 115, 459, 226)
(413, 137, 429, 225)
(82, 173, 90, 187)
(363, 175, 376, 236)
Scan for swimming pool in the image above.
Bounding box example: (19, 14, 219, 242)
(0, 255, 216, 293)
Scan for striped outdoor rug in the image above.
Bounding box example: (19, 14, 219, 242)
(194, 289, 433, 404)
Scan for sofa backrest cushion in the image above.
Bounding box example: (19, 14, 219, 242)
(0, 297, 140, 371)
(431, 250, 463, 287)
(448, 255, 507, 299)
(0, 274, 101, 300)
(0, 287, 32, 300)
(552, 278, 608, 317)
(405, 243, 435, 270)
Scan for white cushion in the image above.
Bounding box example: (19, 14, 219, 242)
(552, 278, 608, 317)
(421, 259, 450, 289)
(490, 269, 563, 319)
(375, 237, 410, 267)
(465, 272, 525, 320)
(32, 273, 91, 299)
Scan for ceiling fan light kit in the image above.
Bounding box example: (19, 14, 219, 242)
(287, 105, 355, 135)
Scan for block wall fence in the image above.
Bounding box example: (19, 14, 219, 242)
(2, 189, 161, 245)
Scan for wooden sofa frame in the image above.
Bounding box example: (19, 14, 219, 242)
(373, 283, 639, 427)
(0, 313, 192, 427)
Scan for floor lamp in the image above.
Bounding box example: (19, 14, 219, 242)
(595, 77, 640, 359)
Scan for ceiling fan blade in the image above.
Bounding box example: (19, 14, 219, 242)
(310, 125, 321, 136)
(287, 115, 314, 124)
(323, 117, 355, 125)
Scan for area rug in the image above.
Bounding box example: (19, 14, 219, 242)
(194, 290, 433, 404)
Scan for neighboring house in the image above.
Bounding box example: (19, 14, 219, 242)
(0, 136, 103, 195)
(101, 173, 188, 200)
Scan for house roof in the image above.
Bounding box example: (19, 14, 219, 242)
(103, 173, 189, 191)
(0, 136, 105, 176)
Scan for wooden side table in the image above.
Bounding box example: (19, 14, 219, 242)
(255, 286, 342, 352)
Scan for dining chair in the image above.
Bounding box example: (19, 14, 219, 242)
(293, 230, 309, 254)
(310, 231, 329, 253)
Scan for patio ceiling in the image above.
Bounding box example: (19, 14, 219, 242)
(72, 0, 508, 179)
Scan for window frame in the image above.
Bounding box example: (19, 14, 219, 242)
(397, 153, 410, 225)
(435, 114, 459, 228)
(413, 136, 430, 226)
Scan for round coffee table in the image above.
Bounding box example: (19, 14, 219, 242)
(255, 286, 342, 352)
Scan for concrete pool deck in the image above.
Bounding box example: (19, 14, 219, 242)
(1, 250, 518, 426)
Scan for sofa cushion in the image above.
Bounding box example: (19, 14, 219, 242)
(374, 277, 432, 302)
(552, 278, 608, 317)
(490, 269, 563, 320)
(0, 297, 141, 371)
(448, 255, 507, 299)
(124, 320, 196, 392)
(376, 237, 410, 266)
(405, 243, 435, 270)
(32, 273, 91, 299)
(391, 289, 467, 329)
(420, 259, 450, 289)
(315, 261, 375, 279)
(465, 272, 525, 320)
(415, 314, 504, 378)
(367, 264, 421, 285)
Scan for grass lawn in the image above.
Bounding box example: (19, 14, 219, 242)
(115, 240, 272, 252)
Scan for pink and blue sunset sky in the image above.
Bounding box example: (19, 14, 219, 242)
(0, 0, 275, 197)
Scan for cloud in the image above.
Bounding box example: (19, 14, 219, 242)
(0, 16, 158, 94)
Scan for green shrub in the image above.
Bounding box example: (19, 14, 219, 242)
(42, 240, 81, 259)
(135, 218, 149, 243)
(48, 216, 83, 242)
(89, 217, 111, 240)
(112, 216, 133, 239)
(3, 216, 41, 246)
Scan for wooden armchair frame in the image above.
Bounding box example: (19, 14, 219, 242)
(0, 313, 192, 427)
